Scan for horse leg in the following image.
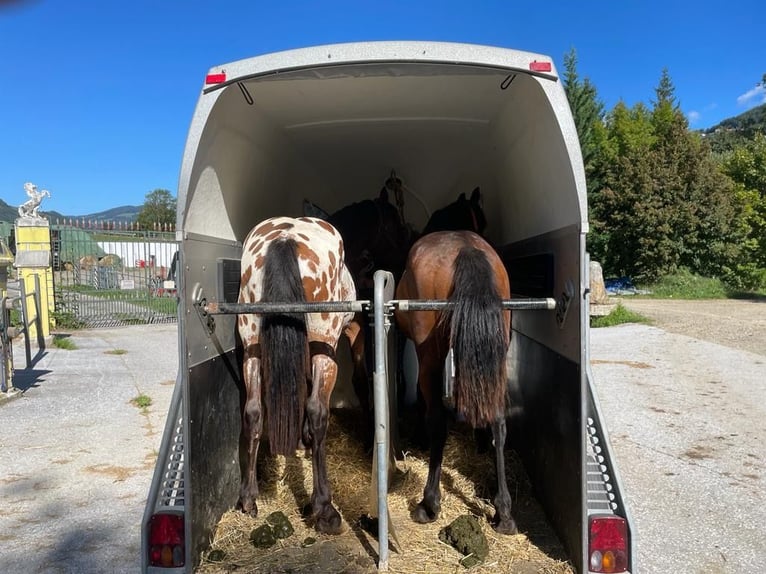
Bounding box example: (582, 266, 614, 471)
(237, 349, 263, 517)
(306, 354, 343, 534)
(345, 316, 372, 450)
(490, 417, 518, 534)
(413, 354, 447, 523)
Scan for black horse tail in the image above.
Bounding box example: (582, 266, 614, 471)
(261, 238, 309, 456)
(444, 247, 508, 428)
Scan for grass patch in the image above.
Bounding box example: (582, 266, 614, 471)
(52, 335, 78, 350)
(591, 303, 651, 328)
(104, 349, 128, 355)
(131, 393, 152, 411)
(638, 269, 728, 299)
(52, 310, 86, 330)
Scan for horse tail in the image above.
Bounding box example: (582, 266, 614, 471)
(444, 247, 508, 428)
(261, 238, 309, 456)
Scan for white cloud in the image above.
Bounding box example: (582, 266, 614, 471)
(737, 85, 766, 107)
(687, 110, 701, 125)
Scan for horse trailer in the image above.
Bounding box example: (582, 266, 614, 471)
(143, 42, 634, 573)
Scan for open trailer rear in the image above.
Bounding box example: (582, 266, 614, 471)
(142, 41, 634, 573)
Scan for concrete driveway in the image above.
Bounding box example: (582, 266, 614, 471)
(590, 320, 766, 574)
(0, 324, 178, 574)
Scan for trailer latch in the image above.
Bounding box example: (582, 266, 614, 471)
(556, 279, 575, 329)
(192, 283, 216, 335)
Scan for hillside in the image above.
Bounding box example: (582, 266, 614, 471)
(0, 198, 140, 224)
(701, 102, 766, 153)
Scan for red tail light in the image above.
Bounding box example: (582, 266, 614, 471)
(589, 515, 628, 572)
(205, 73, 227, 84)
(148, 512, 185, 568)
(529, 61, 552, 72)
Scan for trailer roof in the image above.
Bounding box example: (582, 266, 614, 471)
(177, 41, 587, 244)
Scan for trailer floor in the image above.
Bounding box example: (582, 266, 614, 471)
(196, 410, 573, 574)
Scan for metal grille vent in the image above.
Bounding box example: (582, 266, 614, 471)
(586, 416, 617, 513)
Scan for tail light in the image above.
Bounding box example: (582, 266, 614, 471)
(589, 514, 628, 572)
(148, 512, 185, 568)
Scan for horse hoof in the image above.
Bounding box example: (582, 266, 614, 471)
(492, 517, 518, 535)
(315, 506, 343, 535)
(412, 503, 439, 524)
(237, 498, 259, 518)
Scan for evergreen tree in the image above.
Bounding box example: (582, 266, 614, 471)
(562, 48, 605, 180)
(562, 48, 608, 259)
(593, 71, 745, 282)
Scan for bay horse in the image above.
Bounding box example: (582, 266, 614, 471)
(237, 216, 360, 534)
(394, 225, 517, 534)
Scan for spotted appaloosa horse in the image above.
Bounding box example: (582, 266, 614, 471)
(394, 229, 517, 535)
(237, 216, 361, 534)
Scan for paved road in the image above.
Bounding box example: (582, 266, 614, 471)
(590, 322, 766, 574)
(0, 324, 178, 574)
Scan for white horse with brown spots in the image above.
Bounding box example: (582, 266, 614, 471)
(237, 216, 363, 534)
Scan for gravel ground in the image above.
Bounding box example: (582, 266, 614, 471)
(590, 298, 766, 574)
(617, 298, 766, 356)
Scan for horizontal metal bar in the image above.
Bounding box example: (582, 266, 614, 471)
(393, 297, 557, 312)
(204, 300, 371, 315)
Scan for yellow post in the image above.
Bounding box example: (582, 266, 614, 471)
(14, 218, 54, 340)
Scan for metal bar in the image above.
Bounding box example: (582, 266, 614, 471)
(393, 297, 557, 312)
(372, 270, 391, 571)
(203, 300, 370, 315)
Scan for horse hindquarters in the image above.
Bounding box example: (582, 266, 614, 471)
(237, 238, 309, 517)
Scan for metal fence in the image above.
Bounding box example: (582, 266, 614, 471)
(50, 222, 179, 328)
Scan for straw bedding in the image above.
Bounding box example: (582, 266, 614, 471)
(196, 410, 574, 573)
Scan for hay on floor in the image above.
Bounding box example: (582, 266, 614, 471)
(196, 410, 574, 574)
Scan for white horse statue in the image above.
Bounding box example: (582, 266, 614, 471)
(18, 182, 50, 219)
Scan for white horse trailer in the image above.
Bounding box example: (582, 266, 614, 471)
(142, 42, 634, 573)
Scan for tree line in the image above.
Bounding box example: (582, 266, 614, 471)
(564, 49, 765, 289)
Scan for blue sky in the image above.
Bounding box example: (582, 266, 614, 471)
(1, 0, 764, 216)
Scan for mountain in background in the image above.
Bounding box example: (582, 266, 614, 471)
(701, 102, 766, 153)
(0, 198, 140, 224)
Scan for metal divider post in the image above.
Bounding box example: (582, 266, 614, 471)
(372, 270, 394, 571)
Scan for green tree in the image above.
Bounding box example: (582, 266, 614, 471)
(562, 48, 605, 182)
(562, 48, 608, 259)
(137, 189, 176, 230)
(592, 71, 745, 283)
(720, 133, 766, 287)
